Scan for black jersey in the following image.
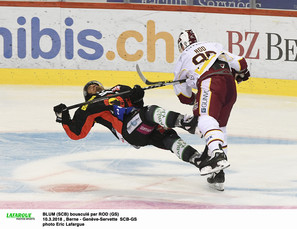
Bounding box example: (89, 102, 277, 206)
(62, 85, 142, 141)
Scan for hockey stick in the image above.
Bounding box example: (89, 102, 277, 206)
(65, 90, 131, 111)
(136, 64, 186, 85)
(64, 66, 187, 111)
(64, 82, 180, 111)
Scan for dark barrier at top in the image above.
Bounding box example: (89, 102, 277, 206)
(107, 0, 297, 10)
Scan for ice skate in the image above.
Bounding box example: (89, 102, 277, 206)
(207, 170, 225, 191)
(200, 147, 230, 175)
(189, 146, 230, 176)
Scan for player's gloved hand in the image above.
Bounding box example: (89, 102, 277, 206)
(130, 85, 145, 103)
(186, 70, 198, 89)
(53, 103, 68, 123)
(233, 69, 250, 83)
(180, 114, 198, 134)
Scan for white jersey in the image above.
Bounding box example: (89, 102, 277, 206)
(173, 41, 244, 98)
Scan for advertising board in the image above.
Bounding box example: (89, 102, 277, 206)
(0, 3, 296, 95)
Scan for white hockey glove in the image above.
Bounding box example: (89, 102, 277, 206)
(185, 70, 198, 89)
(180, 114, 198, 134)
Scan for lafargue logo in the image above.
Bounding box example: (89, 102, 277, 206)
(6, 212, 35, 220)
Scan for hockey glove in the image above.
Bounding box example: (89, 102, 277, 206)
(232, 69, 250, 83)
(130, 85, 145, 103)
(186, 70, 198, 89)
(53, 103, 70, 123)
(180, 115, 198, 134)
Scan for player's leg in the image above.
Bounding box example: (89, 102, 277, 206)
(195, 77, 226, 153)
(206, 75, 236, 191)
(144, 105, 197, 133)
(150, 127, 200, 162)
(194, 77, 230, 174)
(149, 128, 226, 175)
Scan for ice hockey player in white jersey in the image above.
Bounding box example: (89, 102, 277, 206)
(173, 29, 250, 191)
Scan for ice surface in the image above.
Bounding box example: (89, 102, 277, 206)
(0, 85, 297, 227)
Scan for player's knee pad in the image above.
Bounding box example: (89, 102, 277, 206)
(198, 115, 220, 135)
(145, 105, 179, 128)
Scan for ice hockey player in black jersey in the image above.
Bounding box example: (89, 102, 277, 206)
(53, 80, 229, 177)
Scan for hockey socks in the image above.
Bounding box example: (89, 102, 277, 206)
(145, 105, 180, 128)
(171, 138, 198, 162)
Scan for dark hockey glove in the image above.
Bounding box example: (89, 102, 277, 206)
(232, 69, 250, 83)
(130, 85, 145, 103)
(53, 103, 70, 123)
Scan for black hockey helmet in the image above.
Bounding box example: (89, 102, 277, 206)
(83, 80, 104, 101)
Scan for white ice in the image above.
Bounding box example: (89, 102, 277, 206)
(1, 85, 297, 227)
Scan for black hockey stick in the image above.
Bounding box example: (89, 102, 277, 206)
(64, 66, 187, 111)
(64, 82, 181, 111)
(65, 90, 131, 111)
(136, 64, 186, 85)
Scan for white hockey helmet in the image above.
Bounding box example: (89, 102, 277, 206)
(83, 80, 104, 101)
(177, 29, 198, 53)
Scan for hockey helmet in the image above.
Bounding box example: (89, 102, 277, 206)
(177, 29, 198, 53)
(83, 80, 104, 101)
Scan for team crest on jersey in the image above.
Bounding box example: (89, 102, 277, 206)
(108, 97, 120, 105)
(104, 96, 125, 106)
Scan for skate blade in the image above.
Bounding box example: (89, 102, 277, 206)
(200, 160, 230, 176)
(208, 182, 224, 191)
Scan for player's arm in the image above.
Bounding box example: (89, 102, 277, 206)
(53, 103, 95, 140)
(129, 85, 145, 107)
(222, 51, 250, 83)
(53, 102, 111, 140)
(173, 68, 196, 105)
(111, 84, 144, 108)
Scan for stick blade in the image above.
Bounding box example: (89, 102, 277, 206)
(136, 64, 155, 85)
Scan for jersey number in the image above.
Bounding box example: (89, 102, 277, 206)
(192, 51, 216, 65)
